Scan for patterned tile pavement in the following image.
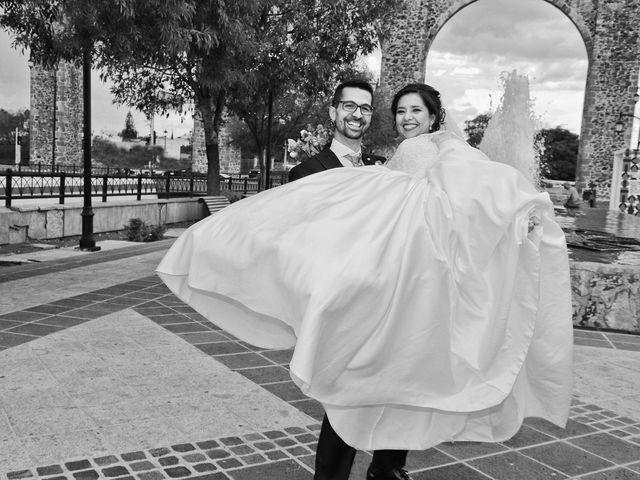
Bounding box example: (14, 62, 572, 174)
(1, 241, 639, 479)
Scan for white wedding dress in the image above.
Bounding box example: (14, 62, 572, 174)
(157, 132, 573, 450)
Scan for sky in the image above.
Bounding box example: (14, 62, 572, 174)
(0, 0, 589, 137)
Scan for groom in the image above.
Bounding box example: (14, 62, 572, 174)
(289, 79, 385, 180)
(289, 79, 411, 480)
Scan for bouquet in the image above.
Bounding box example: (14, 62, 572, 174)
(288, 124, 332, 161)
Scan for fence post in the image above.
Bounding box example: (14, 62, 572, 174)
(189, 175, 194, 197)
(137, 174, 142, 201)
(165, 175, 171, 197)
(102, 174, 108, 202)
(243, 177, 248, 195)
(5, 170, 12, 208)
(38, 162, 42, 173)
(59, 172, 66, 204)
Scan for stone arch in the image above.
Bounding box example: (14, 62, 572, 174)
(380, 0, 640, 199)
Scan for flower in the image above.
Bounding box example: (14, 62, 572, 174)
(288, 124, 332, 161)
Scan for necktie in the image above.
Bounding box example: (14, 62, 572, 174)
(345, 151, 363, 167)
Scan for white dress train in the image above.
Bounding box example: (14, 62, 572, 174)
(156, 132, 573, 450)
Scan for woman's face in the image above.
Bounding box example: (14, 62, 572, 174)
(394, 92, 436, 139)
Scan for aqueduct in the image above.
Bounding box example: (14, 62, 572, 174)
(378, 0, 640, 197)
(28, 0, 640, 200)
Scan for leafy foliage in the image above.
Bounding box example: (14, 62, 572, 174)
(538, 127, 578, 180)
(464, 113, 492, 147)
(0, 109, 29, 143)
(120, 111, 137, 141)
(124, 218, 165, 242)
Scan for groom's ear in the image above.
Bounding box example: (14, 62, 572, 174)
(329, 105, 337, 123)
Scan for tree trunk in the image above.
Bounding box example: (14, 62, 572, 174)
(198, 93, 225, 196)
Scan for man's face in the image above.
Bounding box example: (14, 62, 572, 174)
(329, 87, 373, 144)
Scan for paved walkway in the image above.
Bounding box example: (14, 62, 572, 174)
(0, 237, 639, 480)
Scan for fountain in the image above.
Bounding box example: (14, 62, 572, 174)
(480, 71, 640, 334)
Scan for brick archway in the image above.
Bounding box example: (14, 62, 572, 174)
(380, 0, 640, 198)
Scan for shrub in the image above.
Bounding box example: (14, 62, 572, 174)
(222, 191, 244, 203)
(124, 218, 166, 242)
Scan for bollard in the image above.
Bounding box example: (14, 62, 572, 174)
(59, 172, 66, 204)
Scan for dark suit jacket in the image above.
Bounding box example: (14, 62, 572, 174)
(288, 147, 386, 182)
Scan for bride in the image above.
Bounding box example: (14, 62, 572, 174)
(157, 82, 573, 451)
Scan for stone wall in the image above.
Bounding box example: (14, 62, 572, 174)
(0, 198, 206, 245)
(379, 0, 640, 203)
(571, 261, 640, 334)
(29, 62, 83, 166)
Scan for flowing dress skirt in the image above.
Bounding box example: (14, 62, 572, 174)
(157, 151, 573, 450)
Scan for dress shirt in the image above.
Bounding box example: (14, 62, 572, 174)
(330, 139, 362, 167)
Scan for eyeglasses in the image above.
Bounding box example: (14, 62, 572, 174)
(336, 101, 374, 116)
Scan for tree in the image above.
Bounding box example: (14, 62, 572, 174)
(226, 0, 399, 184)
(120, 111, 137, 141)
(464, 113, 492, 147)
(1, 0, 262, 195)
(538, 127, 579, 180)
(0, 109, 29, 143)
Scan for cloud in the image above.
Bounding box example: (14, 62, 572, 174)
(425, 0, 588, 133)
(0, 30, 192, 137)
(437, 0, 587, 62)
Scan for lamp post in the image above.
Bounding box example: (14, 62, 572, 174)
(78, 43, 100, 251)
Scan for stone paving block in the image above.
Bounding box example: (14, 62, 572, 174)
(216, 459, 242, 470)
(73, 470, 100, 479)
(196, 440, 219, 450)
(411, 463, 491, 480)
(405, 448, 455, 471)
(262, 381, 306, 402)
(64, 460, 92, 471)
(500, 424, 556, 449)
(211, 353, 274, 369)
(196, 342, 250, 356)
(102, 465, 130, 477)
(205, 449, 230, 460)
(7, 322, 64, 336)
(470, 450, 570, 479)
(130, 461, 156, 472)
(521, 442, 615, 477)
(579, 468, 640, 479)
(436, 441, 507, 460)
(229, 445, 254, 456)
(158, 457, 179, 467)
(225, 459, 311, 480)
(569, 433, 640, 464)
(239, 454, 266, 465)
(259, 350, 293, 365)
(36, 464, 64, 476)
(137, 471, 166, 480)
(524, 417, 597, 439)
(171, 443, 196, 453)
(163, 466, 191, 478)
(264, 451, 287, 461)
(6, 470, 34, 479)
(121, 451, 147, 462)
(93, 455, 119, 466)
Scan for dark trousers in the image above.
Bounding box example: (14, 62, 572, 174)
(313, 414, 408, 480)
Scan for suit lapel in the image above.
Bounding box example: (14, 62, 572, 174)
(316, 148, 343, 170)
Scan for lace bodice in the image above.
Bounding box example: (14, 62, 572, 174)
(386, 132, 459, 179)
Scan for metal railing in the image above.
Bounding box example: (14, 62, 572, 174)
(0, 169, 288, 207)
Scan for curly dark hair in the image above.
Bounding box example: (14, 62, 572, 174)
(391, 83, 446, 132)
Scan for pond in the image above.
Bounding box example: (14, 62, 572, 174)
(555, 207, 640, 265)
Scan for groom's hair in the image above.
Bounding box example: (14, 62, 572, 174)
(332, 80, 374, 106)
